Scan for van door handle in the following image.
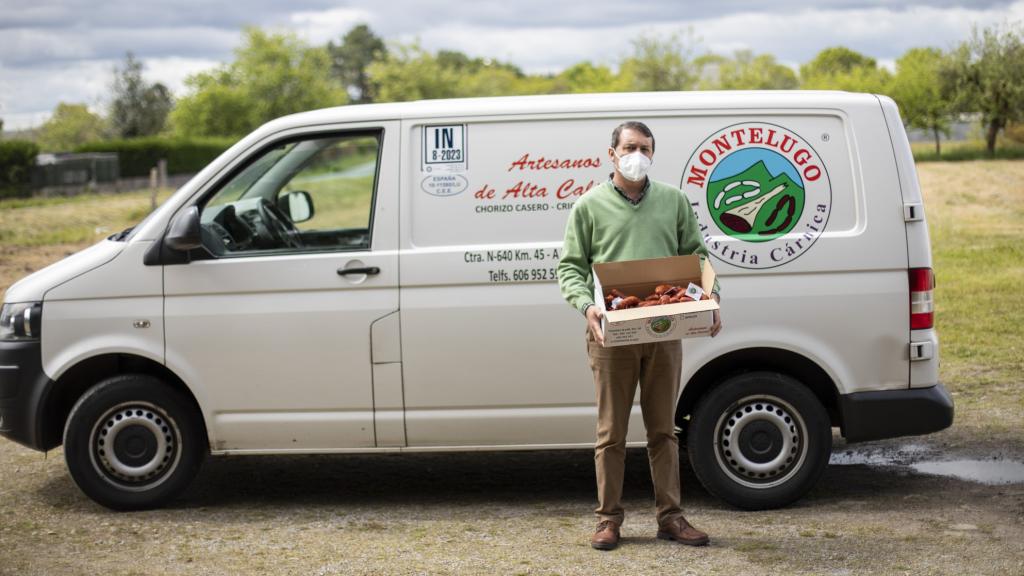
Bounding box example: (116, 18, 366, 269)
(337, 266, 380, 276)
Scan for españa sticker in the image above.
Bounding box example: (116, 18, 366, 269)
(681, 122, 832, 269)
(421, 174, 469, 197)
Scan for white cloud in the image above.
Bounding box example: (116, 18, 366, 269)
(3, 0, 1024, 131)
(1, 26, 239, 67)
(688, 4, 1010, 61)
(408, 25, 623, 73)
(286, 7, 374, 45)
(0, 56, 223, 131)
(142, 57, 225, 94)
(406, 2, 1024, 74)
(0, 60, 112, 129)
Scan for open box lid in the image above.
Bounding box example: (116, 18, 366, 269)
(593, 254, 719, 319)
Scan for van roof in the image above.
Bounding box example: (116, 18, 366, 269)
(263, 90, 881, 131)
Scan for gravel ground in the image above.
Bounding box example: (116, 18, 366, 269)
(2, 430, 1023, 576)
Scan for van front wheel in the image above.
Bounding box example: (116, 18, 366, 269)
(63, 374, 206, 510)
(687, 371, 831, 510)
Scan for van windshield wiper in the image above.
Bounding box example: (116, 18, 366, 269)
(109, 226, 134, 242)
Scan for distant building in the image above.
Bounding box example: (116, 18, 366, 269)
(33, 153, 119, 188)
(905, 114, 980, 143)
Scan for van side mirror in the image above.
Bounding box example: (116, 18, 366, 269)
(165, 206, 203, 251)
(278, 190, 314, 223)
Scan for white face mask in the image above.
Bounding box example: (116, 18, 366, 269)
(613, 150, 652, 182)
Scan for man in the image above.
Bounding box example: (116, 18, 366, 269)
(557, 121, 721, 551)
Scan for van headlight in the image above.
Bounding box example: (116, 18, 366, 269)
(0, 302, 42, 341)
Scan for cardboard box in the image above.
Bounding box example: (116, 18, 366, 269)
(593, 254, 719, 347)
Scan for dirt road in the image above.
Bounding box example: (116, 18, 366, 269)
(1, 432, 1022, 576)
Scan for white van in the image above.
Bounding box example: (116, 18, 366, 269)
(0, 91, 952, 510)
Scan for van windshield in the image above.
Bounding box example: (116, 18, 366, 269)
(207, 143, 296, 208)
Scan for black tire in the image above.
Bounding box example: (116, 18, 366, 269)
(687, 371, 831, 510)
(63, 374, 206, 510)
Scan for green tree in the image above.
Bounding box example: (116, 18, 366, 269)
(110, 52, 173, 138)
(698, 50, 799, 90)
(368, 43, 459, 102)
(456, 66, 532, 97)
(943, 23, 1024, 155)
(693, 53, 727, 88)
(800, 46, 891, 93)
(801, 46, 876, 77)
(553, 61, 627, 93)
(37, 103, 107, 152)
(328, 24, 387, 103)
(368, 43, 542, 101)
(0, 140, 39, 198)
(619, 32, 699, 91)
(170, 70, 254, 137)
(889, 48, 952, 155)
(171, 28, 348, 137)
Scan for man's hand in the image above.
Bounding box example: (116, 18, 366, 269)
(710, 293, 722, 337)
(586, 304, 605, 346)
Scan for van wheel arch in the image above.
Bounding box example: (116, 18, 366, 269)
(687, 370, 832, 509)
(63, 373, 207, 509)
(677, 347, 841, 436)
(40, 354, 207, 451)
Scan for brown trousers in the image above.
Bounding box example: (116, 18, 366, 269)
(586, 329, 683, 526)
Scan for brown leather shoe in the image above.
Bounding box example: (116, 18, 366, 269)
(591, 520, 621, 550)
(657, 516, 709, 546)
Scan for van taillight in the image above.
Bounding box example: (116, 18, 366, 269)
(909, 268, 935, 329)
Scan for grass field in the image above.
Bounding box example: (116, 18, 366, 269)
(917, 160, 1024, 440)
(911, 138, 1024, 162)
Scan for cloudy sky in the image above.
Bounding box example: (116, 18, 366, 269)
(2, 0, 1023, 130)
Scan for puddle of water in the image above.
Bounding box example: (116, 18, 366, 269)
(911, 460, 1024, 486)
(828, 451, 889, 466)
(828, 443, 931, 467)
(830, 445, 1024, 485)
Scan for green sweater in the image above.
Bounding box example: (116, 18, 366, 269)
(557, 178, 721, 314)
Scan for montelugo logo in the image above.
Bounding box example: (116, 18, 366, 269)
(682, 123, 832, 269)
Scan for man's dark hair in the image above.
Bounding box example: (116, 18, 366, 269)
(611, 121, 655, 152)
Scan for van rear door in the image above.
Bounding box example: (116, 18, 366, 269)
(878, 96, 940, 389)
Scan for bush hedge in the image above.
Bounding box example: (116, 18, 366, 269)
(912, 140, 1024, 162)
(76, 136, 235, 178)
(0, 140, 40, 199)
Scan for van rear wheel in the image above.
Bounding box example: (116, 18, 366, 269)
(63, 374, 206, 510)
(687, 371, 831, 510)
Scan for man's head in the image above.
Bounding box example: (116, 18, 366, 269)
(609, 121, 655, 183)
(610, 121, 655, 154)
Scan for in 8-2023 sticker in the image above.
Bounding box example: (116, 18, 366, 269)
(423, 124, 467, 173)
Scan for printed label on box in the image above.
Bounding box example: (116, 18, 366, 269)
(644, 316, 677, 338)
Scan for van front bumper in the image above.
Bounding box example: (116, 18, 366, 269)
(839, 383, 954, 442)
(0, 340, 55, 451)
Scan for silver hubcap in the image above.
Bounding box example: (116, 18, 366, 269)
(713, 395, 808, 489)
(90, 402, 180, 490)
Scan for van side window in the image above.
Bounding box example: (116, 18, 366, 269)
(199, 132, 381, 256)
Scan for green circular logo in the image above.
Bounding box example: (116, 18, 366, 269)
(649, 317, 673, 334)
(682, 122, 832, 270)
(707, 148, 805, 243)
